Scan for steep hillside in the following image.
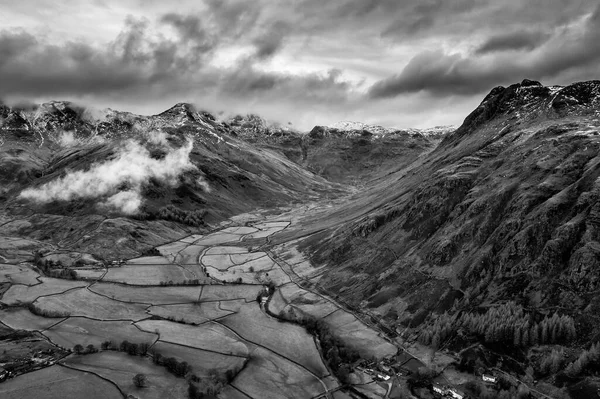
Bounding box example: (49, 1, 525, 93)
(287, 79, 600, 394)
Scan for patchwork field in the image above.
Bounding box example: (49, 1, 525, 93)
(205, 246, 248, 255)
(102, 264, 195, 285)
(193, 232, 242, 246)
(205, 253, 289, 285)
(271, 283, 339, 319)
(0, 365, 122, 399)
(90, 283, 201, 304)
(220, 302, 329, 377)
(0, 307, 65, 331)
(135, 320, 249, 357)
(174, 244, 206, 265)
(0, 217, 404, 398)
(147, 302, 233, 324)
(1, 277, 87, 305)
(232, 347, 326, 399)
(33, 288, 149, 321)
(74, 269, 106, 280)
(156, 241, 190, 262)
(202, 253, 235, 269)
(65, 351, 188, 399)
(0, 263, 40, 285)
(43, 317, 158, 349)
(152, 341, 247, 377)
(199, 284, 260, 301)
(127, 256, 172, 265)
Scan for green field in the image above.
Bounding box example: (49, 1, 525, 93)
(232, 347, 326, 399)
(0, 365, 122, 399)
(43, 317, 158, 349)
(220, 302, 330, 377)
(152, 341, 247, 378)
(1, 277, 87, 305)
(102, 264, 194, 285)
(0, 263, 40, 285)
(65, 351, 188, 399)
(34, 288, 149, 321)
(0, 307, 64, 331)
(90, 283, 201, 305)
(135, 320, 249, 357)
(148, 302, 233, 324)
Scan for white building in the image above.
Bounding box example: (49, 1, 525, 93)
(482, 374, 497, 384)
(432, 383, 445, 395)
(448, 388, 466, 399)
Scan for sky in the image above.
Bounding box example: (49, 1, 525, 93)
(1, 0, 599, 130)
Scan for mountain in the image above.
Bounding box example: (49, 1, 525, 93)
(226, 114, 453, 184)
(3, 79, 600, 396)
(0, 101, 342, 259)
(328, 120, 455, 138)
(302, 123, 454, 183)
(262, 79, 600, 395)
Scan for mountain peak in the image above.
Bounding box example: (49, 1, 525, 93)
(446, 79, 600, 145)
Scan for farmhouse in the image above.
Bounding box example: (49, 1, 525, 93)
(448, 387, 466, 399)
(432, 383, 446, 395)
(482, 374, 497, 384)
(0, 367, 8, 382)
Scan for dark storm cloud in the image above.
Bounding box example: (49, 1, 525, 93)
(252, 21, 290, 60)
(160, 13, 216, 53)
(0, 19, 192, 97)
(0, 30, 36, 62)
(0, 10, 352, 106)
(475, 30, 551, 54)
(369, 3, 600, 98)
(219, 63, 350, 103)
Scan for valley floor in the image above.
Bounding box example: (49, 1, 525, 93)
(0, 203, 415, 399)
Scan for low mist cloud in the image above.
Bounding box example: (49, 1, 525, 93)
(20, 137, 198, 214)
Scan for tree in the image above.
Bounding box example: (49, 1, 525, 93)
(86, 344, 97, 354)
(120, 340, 131, 352)
(127, 343, 139, 356)
(139, 342, 150, 356)
(133, 373, 147, 388)
(73, 344, 84, 354)
(513, 327, 521, 347)
(101, 340, 113, 350)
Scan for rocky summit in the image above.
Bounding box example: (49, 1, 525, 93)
(2, 79, 600, 399)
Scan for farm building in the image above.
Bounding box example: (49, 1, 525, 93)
(448, 387, 466, 399)
(432, 383, 446, 395)
(0, 367, 8, 382)
(482, 374, 497, 384)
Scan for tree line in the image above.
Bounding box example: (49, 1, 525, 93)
(419, 302, 577, 348)
(135, 205, 206, 227)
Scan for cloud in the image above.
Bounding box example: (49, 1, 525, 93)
(369, 5, 600, 98)
(475, 30, 551, 54)
(19, 137, 198, 214)
(103, 191, 142, 215)
(252, 21, 290, 59)
(57, 131, 78, 147)
(3, 0, 600, 129)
